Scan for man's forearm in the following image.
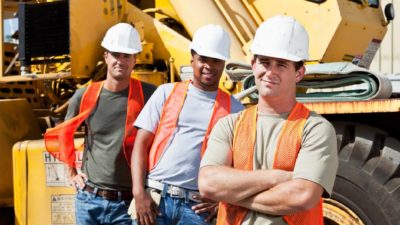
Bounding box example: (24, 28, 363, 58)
(233, 179, 324, 216)
(199, 165, 292, 202)
(67, 166, 78, 178)
(131, 129, 154, 196)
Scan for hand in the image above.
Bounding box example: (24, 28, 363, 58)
(135, 191, 160, 225)
(191, 195, 219, 223)
(69, 173, 87, 190)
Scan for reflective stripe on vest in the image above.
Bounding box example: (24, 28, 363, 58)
(44, 78, 144, 168)
(147, 81, 231, 171)
(217, 102, 323, 225)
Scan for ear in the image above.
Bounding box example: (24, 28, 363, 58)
(295, 66, 305, 83)
(251, 57, 256, 70)
(132, 53, 137, 64)
(103, 51, 108, 61)
(190, 54, 194, 64)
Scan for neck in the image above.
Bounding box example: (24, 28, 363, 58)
(103, 75, 130, 92)
(191, 81, 219, 92)
(257, 97, 297, 114)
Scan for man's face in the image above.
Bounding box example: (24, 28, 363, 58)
(191, 53, 225, 91)
(252, 55, 304, 99)
(104, 51, 136, 80)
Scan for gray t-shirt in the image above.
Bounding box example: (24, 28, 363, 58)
(65, 81, 156, 191)
(200, 109, 338, 225)
(134, 82, 244, 190)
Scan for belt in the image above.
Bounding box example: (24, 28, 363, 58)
(146, 179, 201, 203)
(83, 185, 133, 201)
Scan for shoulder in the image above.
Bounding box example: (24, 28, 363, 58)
(153, 82, 179, 98)
(303, 111, 336, 141)
(70, 86, 87, 102)
(306, 111, 334, 130)
(215, 111, 241, 132)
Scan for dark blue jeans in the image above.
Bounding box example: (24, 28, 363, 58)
(155, 194, 210, 225)
(75, 189, 132, 225)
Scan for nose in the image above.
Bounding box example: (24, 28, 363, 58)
(264, 63, 279, 76)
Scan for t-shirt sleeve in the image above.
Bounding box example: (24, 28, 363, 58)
(134, 84, 172, 134)
(65, 88, 85, 120)
(293, 114, 339, 197)
(200, 114, 239, 168)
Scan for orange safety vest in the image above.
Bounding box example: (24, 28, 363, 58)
(217, 103, 323, 225)
(44, 78, 144, 168)
(147, 81, 231, 171)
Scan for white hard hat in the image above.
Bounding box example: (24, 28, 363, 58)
(250, 15, 309, 61)
(189, 24, 230, 60)
(101, 23, 142, 54)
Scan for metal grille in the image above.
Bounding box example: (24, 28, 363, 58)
(18, 0, 69, 67)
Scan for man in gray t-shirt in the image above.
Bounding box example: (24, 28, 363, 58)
(62, 23, 156, 224)
(131, 25, 244, 225)
(199, 15, 338, 225)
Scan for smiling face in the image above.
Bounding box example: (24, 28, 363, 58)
(191, 51, 225, 91)
(252, 55, 305, 101)
(104, 51, 136, 81)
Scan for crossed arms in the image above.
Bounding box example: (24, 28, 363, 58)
(198, 165, 323, 216)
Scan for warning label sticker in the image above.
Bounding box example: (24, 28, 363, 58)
(44, 152, 83, 187)
(358, 39, 381, 69)
(51, 195, 75, 225)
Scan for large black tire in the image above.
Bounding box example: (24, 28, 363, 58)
(326, 122, 400, 225)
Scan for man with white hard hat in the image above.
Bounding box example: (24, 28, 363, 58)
(45, 23, 156, 224)
(199, 15, 338, 225)
(131, 24, 244, 225)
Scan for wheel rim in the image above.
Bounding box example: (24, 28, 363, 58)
(323, 198, 365, 225)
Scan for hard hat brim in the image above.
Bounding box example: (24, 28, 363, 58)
(250, 48, 308, 62)
(101, 42, 142, 55)
(190, 45, 229, 61)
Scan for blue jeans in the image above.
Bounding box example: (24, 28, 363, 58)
(75, 189, 132, 225)
(156, 194, 210, 225)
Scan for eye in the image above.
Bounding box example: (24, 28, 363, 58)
(110, 52, 119, 58)
(278, 63, 287, 68)
(259, 61, 270, 67)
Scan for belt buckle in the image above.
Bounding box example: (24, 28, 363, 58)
(169, 186, 183, 197)
(188, 191, 201, 203)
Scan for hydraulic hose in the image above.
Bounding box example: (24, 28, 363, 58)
(226, 62, 392, 102)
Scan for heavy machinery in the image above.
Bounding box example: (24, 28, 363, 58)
(0, 0, 399, 224)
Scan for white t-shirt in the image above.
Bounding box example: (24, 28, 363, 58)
(134, 82, 244, 190)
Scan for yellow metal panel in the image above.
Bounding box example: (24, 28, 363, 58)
(136, 42, 154, 65)
(13, 139, 82, 225)
(124, 4, 192, 78)
(324, 0, 387, 64)
(70, 0, 119, 78)
(168, 0, 247, 61)
(241, 0, 386, 63)
(0, 99, 41, 207)
(13, 141, 28, 225)
(244, 0, 341, 61)
(132, 71, 167, 86)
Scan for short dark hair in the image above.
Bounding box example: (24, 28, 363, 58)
(253, 55, 304, 71)
(294, 61, 304, 71)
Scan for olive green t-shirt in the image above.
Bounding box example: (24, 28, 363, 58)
(200, 109, 339, 225)
(66, 81, 156, 191)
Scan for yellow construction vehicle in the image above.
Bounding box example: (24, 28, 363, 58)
(0, 0, 399, 224)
